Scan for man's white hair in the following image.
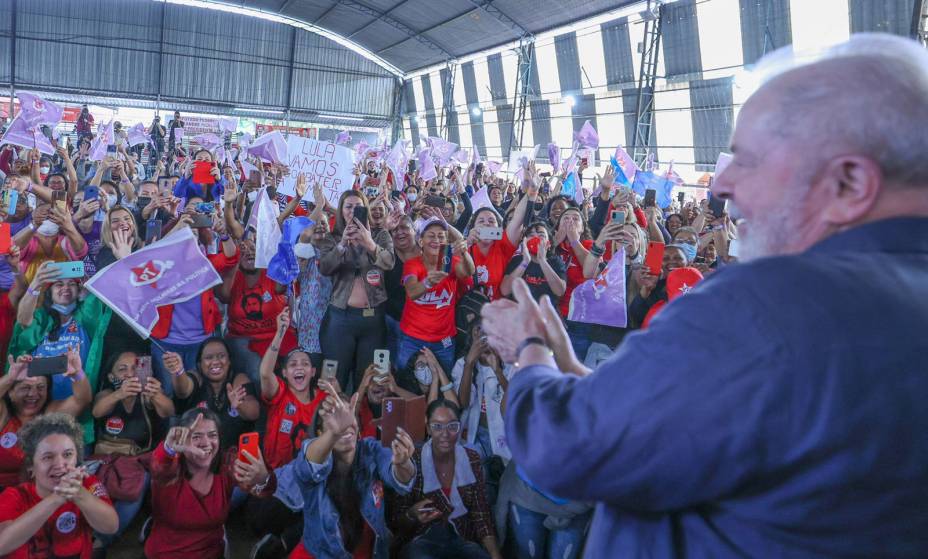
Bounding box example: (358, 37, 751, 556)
(748, 33, 928, 188)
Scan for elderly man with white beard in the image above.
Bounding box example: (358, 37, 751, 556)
(481, 33, 928, 557)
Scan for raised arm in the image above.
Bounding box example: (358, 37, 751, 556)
(259, 310, 288, 401)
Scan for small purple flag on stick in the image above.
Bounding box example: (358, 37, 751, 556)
(714, 152, 733, 176)
(247, 131, 288, 164)
(471, 145, 481, 167)
(127, 123, 152, 148)
(84, 228, 223, 338)
(567, 246, 627, 328)
(573, 120, 599, 149)
(89, 121, 114, 162)
(193, 133, 222, 151)
(355, 141, 370, 158)
(613, 146, 639, 182)
(173, 127, 184, 143)
(427, 137, 458, 167)
(385, 140, 410, 184)
(417, 148, 438, 181)
(548, 142, 561, 173)
(218, 117, 238, 134)
(486, 161, 501, 176)
(0, 117, 55, 155)
(470, 186, 493, 211)
(335, 130, 351, 145)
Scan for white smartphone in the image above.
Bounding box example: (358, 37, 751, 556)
(476, 227, 503, 241)
(728, 238, 740, 258)
(373, 349, 390, 374)
(322, 359, 338, 379)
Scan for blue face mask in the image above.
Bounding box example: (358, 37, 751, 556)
(675, 243, 697, 263)
(51, 302, 77, 315)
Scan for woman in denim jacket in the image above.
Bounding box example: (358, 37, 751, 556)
(287, 385, 417, 559)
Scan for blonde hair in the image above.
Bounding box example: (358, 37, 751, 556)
(101, 206, 141, 251)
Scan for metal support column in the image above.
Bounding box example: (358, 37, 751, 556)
(439, 61, 456, 137)
(509, 35, 535, 154)
(156, 0, 165, 114)
(632, 0, 663, 166)
(9, 0, 16, 118)
(390, 77, 405, 143)
(912, 0, 927, 44)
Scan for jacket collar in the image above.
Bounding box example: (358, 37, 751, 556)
(421, 441, 476, 520)
(808, 217, 928, 255)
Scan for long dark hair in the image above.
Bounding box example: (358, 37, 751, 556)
(40, 283, 80, 342)
(176, 407, 223, 475)
(333, 190, 369, 237)
(311, 400, 364, 552)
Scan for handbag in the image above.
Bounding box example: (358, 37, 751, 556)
(88, 452, 150, 501)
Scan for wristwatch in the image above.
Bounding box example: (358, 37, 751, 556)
(514, 336, 553, 368)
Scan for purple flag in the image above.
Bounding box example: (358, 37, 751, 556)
(239, 132, 253, 148)
(563, 154, 578, 175)
(714, 152, 733, 176)
(567, 246, 627, 328)
(18, 92, 63, 127)
(355, 141, 370, 158)
(0, 117, 55, 155)
(218, 117, 238, 134)
(127, 123, 151, 148)
(385, 140, 410, 184)
(247, 131, 288, 164)
(427, 137, 458, 166)
(470, 186, 493, 211)
(84, 228, 223, 338)
(451, 149, 469, 165)
(486, 161, 501, 176)
(573, 120, 599, 149)
(613, 146, 638, 182)
(471, 145, 481, 166)
(335, 130, 351, 145)
(548, 143, 561, 173)
(664, 161, 684, 185)
(173, 127, 184, 143)
(194, 133, 222, 151)
(417, 148, 438, 181)
(89, 121, 114, 162)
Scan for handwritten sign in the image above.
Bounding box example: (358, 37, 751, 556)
(278, 136, 356, 206)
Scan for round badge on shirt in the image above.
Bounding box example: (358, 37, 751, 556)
(366, 269, 382, 287)
(105, 417, 124, 436)
(0, 432, 17, 449)
(56, 512, 77, 534)
(285, 403, 296, 416)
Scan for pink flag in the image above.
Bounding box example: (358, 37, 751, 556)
(17, 92, 63, 127)
(335, 130, 351, 145)
(218, 117, 238, 134)
(563, 154, 578, 175)
(573, 120, 599, 149)
(89, 121, 114, 162)
(427, 137, 458, 166)
(714, 152, 733, 176)
(247, 131, 288, 164)
(0, 117, 55, 155)
(613, 145, 638, 182)
(451, 149, 469, 165)
(173, 127, 184, 143)
(385, 140, 410, 184)
(471, 145, 481, 166)
(664, 161, 684, 185)
(239, 132, 253, 148)
(127, 123, 151, 148)
(194, 133, 222, 151)
(470, 186, 493, 211)
(84, 228, 223, 338)
(486, 161, 501, 175)
(241, 159, 260, 183)
(355, 141, 370, 158)
(417, 148, 438, 181)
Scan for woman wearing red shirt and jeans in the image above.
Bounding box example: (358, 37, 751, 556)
(146, 408, 274, 559)
(463, 188, 532, 301)
(218, 236, 294, 385)
(553, 206, 596, 361)
(398, 218, 475, 374)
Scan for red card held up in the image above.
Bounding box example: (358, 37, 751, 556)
(192, 160, 216, 185)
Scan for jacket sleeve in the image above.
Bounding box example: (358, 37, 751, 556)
(151, 442, 182, 485)
(367, 229, 395, 271)
(366, 438, 415, 495)
(172, 177, 192, 199)
(317, 235, 347, 276)
(293, 438, 333, 487)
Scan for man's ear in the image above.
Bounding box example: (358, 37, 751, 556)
(818, 155, 882, 226)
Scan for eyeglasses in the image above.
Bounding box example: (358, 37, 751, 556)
(429, 421, 461, 434)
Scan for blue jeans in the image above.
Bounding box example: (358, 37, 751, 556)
(385, 314, 402, 359)
(97, 472, 150, 547)
(467, 426, 500, 507)
(565, 320, 594, 364)
(508, 503, 590, 559)
(397, 332, 455, 374)
(400, 522, 489, 559)
(151, 340, 201, 398)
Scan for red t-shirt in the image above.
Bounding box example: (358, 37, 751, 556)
(467, 232, 516, 301)
(146, 445, 235, 559)
(0, 416, 24, 488)
(399, 256, 460, 342)
(557, 239, 594, 317)
(263, 383, 326, 469)
(0, 475, 111, 559)
(227, 270, 288, 340)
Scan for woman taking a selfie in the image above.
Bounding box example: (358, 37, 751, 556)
(0, 413, 118, 557)
(318, 190, 395, 392)
(146, 409, 274, 559)
(0, 351, 91, 491)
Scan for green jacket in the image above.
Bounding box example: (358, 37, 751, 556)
(9, 294, 112, 443)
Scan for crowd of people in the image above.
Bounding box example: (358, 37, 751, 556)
(0, 100, 737, 559)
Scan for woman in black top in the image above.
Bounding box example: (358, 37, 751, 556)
(164, 337, 259, 449)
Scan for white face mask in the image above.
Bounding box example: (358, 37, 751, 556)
(414, 364, 432, 386)
(37, 220, 60, 236)
(39, 166, 50, 175)
(247, 190, 258, 202)
(106, 194, 118, 208)
(293, 242, 316, 259)
(406, 192, 418, 202)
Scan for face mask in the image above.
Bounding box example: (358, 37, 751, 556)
(39, 166, 50, 175)
(677, 243, 697, 263)
(51, 302, 77, 315)
(37, 220, 59, 236)
(247, 190, 258, 202)
(106, 194, 118, 208)
(406, 193, 418, 202)
(414, 364, 432, 386)
(293, 242, 316, 259)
